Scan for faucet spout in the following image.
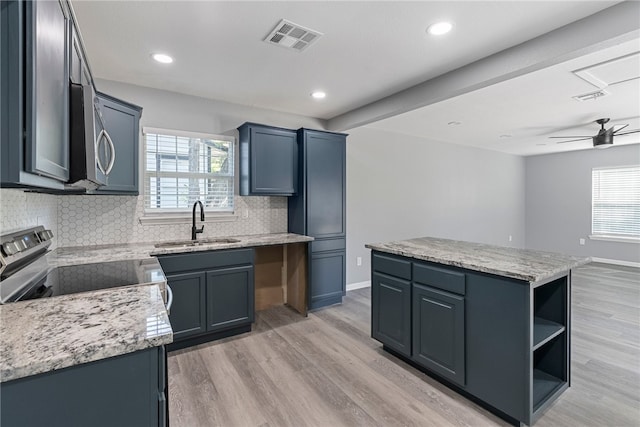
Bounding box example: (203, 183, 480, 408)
(191, 201, 205, 240)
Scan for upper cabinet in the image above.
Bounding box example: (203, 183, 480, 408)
(1, 0, 70, 189)
(238, 123, 298, 196)
(69, 20, 92, 87)
(91, 93, 142, 195)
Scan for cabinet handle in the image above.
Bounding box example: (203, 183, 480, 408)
(103, 130, 116, 175)
(165, 284, 173, 314)
(95, 130, 108, 174)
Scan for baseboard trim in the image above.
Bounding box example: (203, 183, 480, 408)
(347, 280, 371, 291)
(591, 257, 640, 268)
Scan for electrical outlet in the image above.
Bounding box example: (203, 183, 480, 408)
(579, 238, 586, 246)
(508, 235, 513, 242)
(356, 256, 362, 267)
(242, 209, 249, 219)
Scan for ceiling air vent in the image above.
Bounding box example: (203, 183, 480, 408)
(572, 89, 610, 102)
(264, 19, 322, 52)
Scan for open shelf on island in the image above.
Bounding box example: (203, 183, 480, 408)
(533, 317, 565, 350)
(533, 369, 566, 411)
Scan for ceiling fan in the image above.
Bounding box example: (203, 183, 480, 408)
(549, 118, 640, 148)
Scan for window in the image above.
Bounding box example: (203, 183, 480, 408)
(144, 128, 235, 213)
(592, 166, 640, 240)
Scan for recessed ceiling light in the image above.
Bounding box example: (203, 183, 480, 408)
(499, 134, 512, 138)
(152, 53, 173, 64)
(427, 21, 453, 36)
(447, 121, 461, 126)
(311, 91, 326, 99)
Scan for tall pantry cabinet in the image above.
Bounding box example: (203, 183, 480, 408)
(289, 129, 347, 310)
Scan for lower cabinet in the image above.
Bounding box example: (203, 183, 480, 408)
(0, 346, 167, 427)
(309, 237, 346, 310)
(371, 272, 411, 357)
(158, 249, 255, 349)
(165, 271, 206, 340)
(206, 266, 254, 332)
(412, 283, 465, 386)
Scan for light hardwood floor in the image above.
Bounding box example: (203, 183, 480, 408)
(168, 263, 640, 427)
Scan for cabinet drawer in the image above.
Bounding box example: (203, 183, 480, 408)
(413, 263, 465, 295)
(311, 238, 345, 253)
(158, 248, 254, 274)
(372, 253, 411, 281)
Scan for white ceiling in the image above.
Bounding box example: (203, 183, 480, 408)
(71, 1, 640, 156)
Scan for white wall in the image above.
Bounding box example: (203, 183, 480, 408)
(346, 127, 526, 285)
(525, 144, 640, 264)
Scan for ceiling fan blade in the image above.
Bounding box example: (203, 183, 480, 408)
(613, 129, 640, 136)
(556, 137, 592, 144)
(613, 124, 629, 134)
(548, 135, 591, 139)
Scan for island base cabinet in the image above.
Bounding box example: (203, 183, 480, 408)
(371, 272, 411, 357)
(412, 284, 465, 386)
(0, 347, 166, 427)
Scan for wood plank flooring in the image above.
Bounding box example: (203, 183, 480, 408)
(168, 263, 640, 427)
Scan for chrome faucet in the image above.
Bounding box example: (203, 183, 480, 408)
(191, 201, 205, 240)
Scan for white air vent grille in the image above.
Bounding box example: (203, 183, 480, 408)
(264, 19, 322, 52)
(573, 89, 610, 102)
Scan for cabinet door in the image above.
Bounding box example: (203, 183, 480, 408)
(206, 266, 254, 332)
(309, 250, 345, 310)
(372, 272, 411, 357)
(166, 272, 206, 340)
(94, 94, 141, 194)
(412, 283, 465, 386)
(305, 131, 346, 238)
(239, 123, 298, 196)
(24, 0, 70, 182)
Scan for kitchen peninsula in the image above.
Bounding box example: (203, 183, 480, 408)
(366, 237, 589, 426)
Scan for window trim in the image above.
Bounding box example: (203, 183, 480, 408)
(140, 127, 237, 222)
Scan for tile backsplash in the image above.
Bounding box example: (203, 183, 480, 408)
(0, 189, 287, 248)
(0, 189, 59, 248)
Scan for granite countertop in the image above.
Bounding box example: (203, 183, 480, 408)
(52, 232, 313, 265)
(366, 237, 590, 283)
(0, 232, 311, 383)
(0, 284, 172, 383)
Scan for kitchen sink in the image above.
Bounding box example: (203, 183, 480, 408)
(154, 237, 241, 248)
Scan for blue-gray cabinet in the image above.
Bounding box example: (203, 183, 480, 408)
(0, 346, 167, 427)
(1, 0, 70, 189)
(372, 272, 412, 357)
(289, 128, 347, 310)
(92, 92, 142, 195)
(238, 122, 298, 196)
(164, 271, 207, 340)
(157, 249, 255, 350)
(370, 250, 571, 425)
(207, 265, 254, 331)
(69, 18, 92, 86)
(412, 283, 465, 386)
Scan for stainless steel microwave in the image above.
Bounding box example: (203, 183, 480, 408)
(68, 83, 115, 190)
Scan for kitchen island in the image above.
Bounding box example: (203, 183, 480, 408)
(365, 237, 589, 426)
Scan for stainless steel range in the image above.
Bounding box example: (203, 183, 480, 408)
(0, 226, 168, 305)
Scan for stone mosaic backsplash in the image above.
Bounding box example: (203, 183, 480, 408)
(0, 189, 287, 248)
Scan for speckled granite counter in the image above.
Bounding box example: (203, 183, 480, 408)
(366, 237, 590, 283)
(0, 284, 172, 383)
(52, 232, 313, 265)
(0, 232, 311, 383)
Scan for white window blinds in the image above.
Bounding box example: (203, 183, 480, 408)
(592, 166, 640, 238)
(144, 129, 234, 213)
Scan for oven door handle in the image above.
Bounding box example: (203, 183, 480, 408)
(165, 284, 173, 314)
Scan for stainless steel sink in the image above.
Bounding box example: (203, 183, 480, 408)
(154, 237, 241, 248)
